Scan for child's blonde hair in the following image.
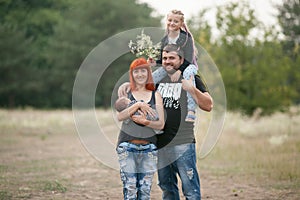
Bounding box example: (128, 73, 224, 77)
(166, 10, 198, 60)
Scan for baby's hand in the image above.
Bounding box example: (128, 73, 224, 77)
(170, 70, 182, 82)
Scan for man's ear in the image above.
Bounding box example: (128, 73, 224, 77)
(180, 57, 184, 65)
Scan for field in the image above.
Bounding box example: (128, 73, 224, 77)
(0, 108, 299, 199)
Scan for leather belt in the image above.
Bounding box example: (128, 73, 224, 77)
(129, 139, 150, 145)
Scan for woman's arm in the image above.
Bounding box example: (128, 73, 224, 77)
(116, 101, 150, 121)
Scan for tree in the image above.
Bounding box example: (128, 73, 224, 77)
(0, 25, 32, 107)
(47, 0, 161, 107)
(277, 0, 300, 59)
(0, 0, 161, 108)
(190, 2, 295, 115)
(277, 0, 300, 103)
(0, 0, 68, 107)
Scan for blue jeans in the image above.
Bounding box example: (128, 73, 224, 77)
(117, 142, 157, 200)
(158, 143, 201, 200)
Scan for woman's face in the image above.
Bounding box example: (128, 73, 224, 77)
(132, 67, 148, 86)
(166, 13, 183, 32)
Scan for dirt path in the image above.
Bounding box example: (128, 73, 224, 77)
(0, 110, 298, 199)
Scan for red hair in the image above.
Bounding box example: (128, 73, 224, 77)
(129, 58, 155, 91)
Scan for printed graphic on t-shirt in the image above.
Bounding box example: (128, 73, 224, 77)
(157, 83, 182, 109)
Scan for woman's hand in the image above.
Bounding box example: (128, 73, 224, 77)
(131, 111, 150, 126)
(137, 102, 156, 117)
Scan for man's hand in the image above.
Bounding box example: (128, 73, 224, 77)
(181, 75, 194, 92)
(118, 82, 130, 97)
(182, 75, 213, 112)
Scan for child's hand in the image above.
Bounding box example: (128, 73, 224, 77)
(170, 70, 182, 82)
(147, 57, 156, 67)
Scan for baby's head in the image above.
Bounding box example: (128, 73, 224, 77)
(114, 97, 131, 112)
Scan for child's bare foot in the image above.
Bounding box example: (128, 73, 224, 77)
(185, 110, 196, 122)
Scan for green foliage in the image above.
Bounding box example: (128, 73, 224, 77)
(277, 0, 300, 103)
(0, 24, 33, 107)
(216, 2, 258, 42)
(191, 2, 297, 115)
(277, 0, 300, 59)
(46, 0, 161, 107)
(0, 0, 68, 107)
(0, 0, 298, 114)
(0, 0, 161, 108)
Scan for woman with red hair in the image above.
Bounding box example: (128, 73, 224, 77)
(115, 57, 164, 200)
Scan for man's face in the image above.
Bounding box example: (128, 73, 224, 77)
(162, 51, 183, 74)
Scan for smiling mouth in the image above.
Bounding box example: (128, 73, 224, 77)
(165, 65, 176, 71)
(136, 77, 146, 82)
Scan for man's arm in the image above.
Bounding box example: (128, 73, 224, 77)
(117, 82, 130, 97)
(182, 75, 213, 112)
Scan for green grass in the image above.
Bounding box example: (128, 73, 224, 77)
(0, 190, 12, 200)
(42, 180, 67, 193)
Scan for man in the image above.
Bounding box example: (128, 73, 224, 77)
(154, 44, 213, 200)
(117, 44, 213, 200)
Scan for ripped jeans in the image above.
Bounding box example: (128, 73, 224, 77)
(158, 143, 201, 200)
(117, 142, 157, 200)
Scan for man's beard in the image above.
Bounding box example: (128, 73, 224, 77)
(164, 65, 177, 74)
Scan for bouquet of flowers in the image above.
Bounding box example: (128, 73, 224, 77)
(128, 30, 161, 60)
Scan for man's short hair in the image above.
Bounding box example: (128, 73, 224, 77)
(163, 44, 184, 58)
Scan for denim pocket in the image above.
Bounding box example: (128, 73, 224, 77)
(117, 145, 129, 168)
(148, 150, 158, 163)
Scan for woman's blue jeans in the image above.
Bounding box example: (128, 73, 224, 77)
(158, 143, 201, 200)
(117, 142, 157, 200)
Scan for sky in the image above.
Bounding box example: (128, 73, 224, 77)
(138, 0, 283, 27)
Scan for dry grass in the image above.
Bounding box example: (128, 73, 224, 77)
(199, 107, 300, 189)
(0, 108, 299, 199)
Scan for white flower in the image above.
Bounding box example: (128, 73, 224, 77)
(128, 30, 161, 60)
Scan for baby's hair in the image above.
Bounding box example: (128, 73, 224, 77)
(115, 97, 129, 112)
(167, 9, 198, 60)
